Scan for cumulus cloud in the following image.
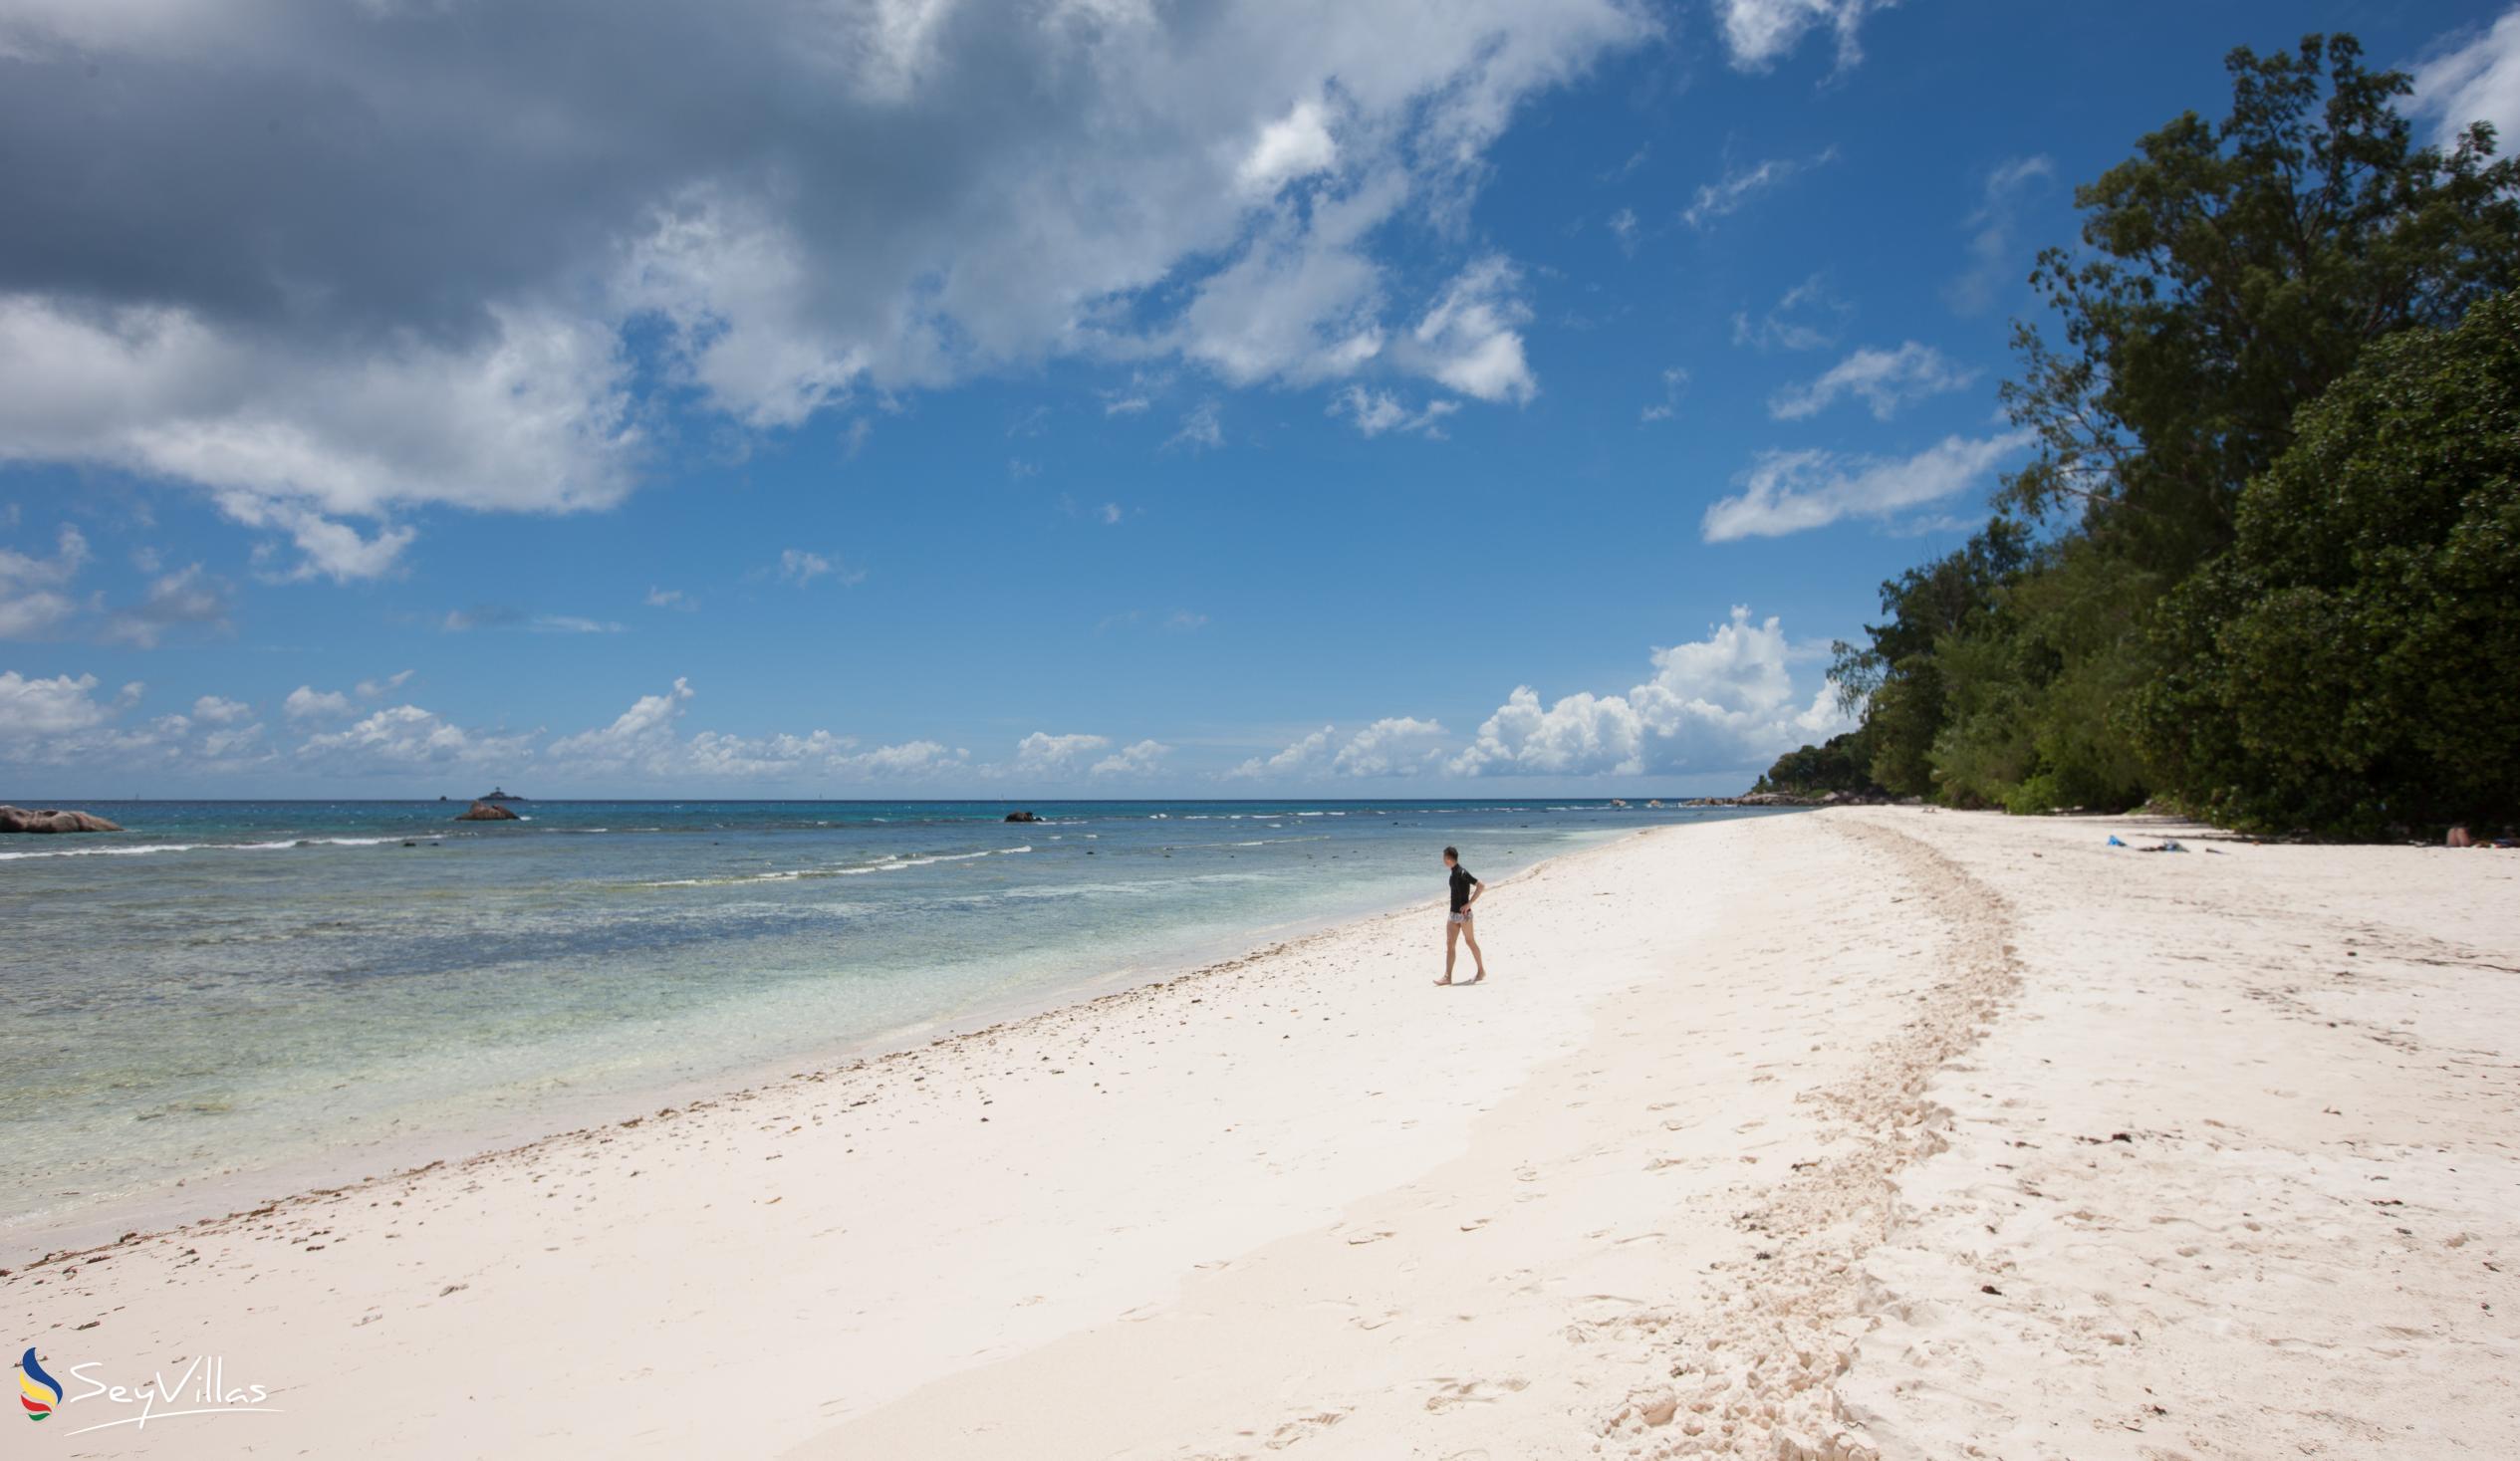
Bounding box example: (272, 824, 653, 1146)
(2411, 11, 2520, 150)
(1700, 430, 2032, 541)
(1682, 147, 1835, 230)
(1013, 731, 1112, 773)
(1329, 716, 1448, 777)
(0, 0, 1659, 571)
(1450, 608, 1852, 776)
(0, 524, 89, 639)
(0, 672, 278, 773)
(544, 677, 966, 781)
(0, 297, 629, 580)
(0, 670, 137, 738)
(191, 694, 255, 725)
(1090, 738, 1171, 776)
(284, 685, 356, 721)
(1224, 717, 1447, 779)
(1768, 342, 1976, 421)
(1711, 0, 1894, 73)
(545, 676, 696, 776)
(298, 703, 537, 775)
(1944, 155, 2054, 317)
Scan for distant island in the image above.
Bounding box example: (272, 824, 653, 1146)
(475, 787, 527, 802)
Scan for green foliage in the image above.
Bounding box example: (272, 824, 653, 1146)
(1829, 520, 2032, 799)
(1821, 31, 2520, 833)
(2133, 291, 2520, 836)
(2002, 33, 2520, 581)
(1752, 729, 1879, 797)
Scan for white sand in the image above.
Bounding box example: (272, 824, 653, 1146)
(9, 809, 2515, 1458)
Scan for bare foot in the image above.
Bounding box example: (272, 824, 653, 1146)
(1469, 971, 1486, 984)
(1433, 977, 1453, 986)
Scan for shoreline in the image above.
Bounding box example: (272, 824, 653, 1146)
(14, 808, 2513, 1459)
(6, 818, 1633, 1268)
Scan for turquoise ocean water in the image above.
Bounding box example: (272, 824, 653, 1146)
(0, 798, 1792, 1240)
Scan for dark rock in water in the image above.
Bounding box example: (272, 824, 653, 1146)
(1004, 811, 1042, 823)
(455, 800, 522, 822)
(0, 805, 124, 834)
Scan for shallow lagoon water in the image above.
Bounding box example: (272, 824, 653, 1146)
(0, 798, 1792, 1233)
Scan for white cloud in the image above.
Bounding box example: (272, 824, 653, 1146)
(645, 587, 693, 609)
(0, 0, 1660, 572)
(1013, 731, 1112, 773)
(1237, 98, 1341, 196)
(1329, 385, 1460, 438)
(771, 549, 862, 588)
(1225, 724, 1337, 780)
(0, 523, 89, 639)
(1450, 607, 1852, 776)
(1100, 501, 1124, 525)
(1403, 256, 1538, 403)
(284, 684, 355, 721)
(1682, 147, 1835, 230)
(1089, 738, 1171, 776)
(2411, 11, 2520, 150)
(1944, 154, 2054, 317)
(0, 297, 634, 580)
(0, 669, 135, 737)
(1700, 430, 2032, 541)
(1639, 365, 1688, 423)
(355, 669, 414, 698)
(1768, 341, 1975, 420)
(548, 677, 969, 781)
(1711, 0, 1893, 73)
(1608, 205, 1640, 255)
(546, 676, 694, 776)
(1330, 716, 1447, 777)
(191, 693, 255, 725)
(1732, 273, 1848, 352)
(1224, 716, 1447, 779)
(1167, 400, 1225, 452)
(297, 703, 536, 775)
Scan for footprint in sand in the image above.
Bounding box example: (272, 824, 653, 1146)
(1264, 1410, 1349, 1449)
(1424, 1377, 1530, 1411)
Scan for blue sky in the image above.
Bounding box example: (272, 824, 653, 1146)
(4, 0, 2516, 797)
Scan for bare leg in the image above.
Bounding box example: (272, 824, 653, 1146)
(1437, 919, 1459, 985)
(1460, 919, 1487, 981)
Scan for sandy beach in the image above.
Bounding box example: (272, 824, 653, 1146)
(10, 808, 2517, 1458)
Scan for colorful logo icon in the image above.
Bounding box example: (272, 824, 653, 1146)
(19, 1347, 61, 1421)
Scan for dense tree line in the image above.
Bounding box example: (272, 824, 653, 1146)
(1759, 35, 2520, 837)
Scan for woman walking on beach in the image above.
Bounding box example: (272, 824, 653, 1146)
(1436, 846, 1487, 986)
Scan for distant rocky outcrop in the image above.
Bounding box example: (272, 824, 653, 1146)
(456, 800, 522, 822)
(1003, 810, 1042, 823)
(0, 805, 124, 834)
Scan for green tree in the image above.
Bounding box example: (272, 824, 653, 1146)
(2003, 33, 2520, 580)
(1835, 31, 2520, 823)
(1828, 520, 2033, 798)
(2134, 290, 2520, 836)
